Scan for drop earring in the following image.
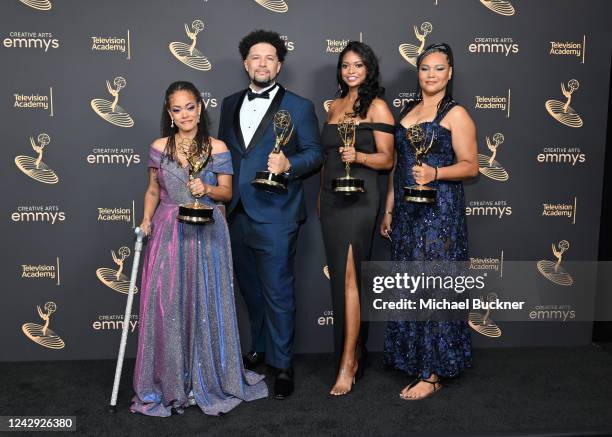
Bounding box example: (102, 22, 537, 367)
(171, 118, 174, 128)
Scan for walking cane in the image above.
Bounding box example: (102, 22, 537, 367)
(108, 226, 145, 413)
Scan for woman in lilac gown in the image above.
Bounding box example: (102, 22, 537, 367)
(131, 81, 268, 417)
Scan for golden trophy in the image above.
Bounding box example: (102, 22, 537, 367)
(252, 110, 294, 194)
(403, 124, 437, 203)
(177, 138, 214, 224)
(332, 115, 365, 194)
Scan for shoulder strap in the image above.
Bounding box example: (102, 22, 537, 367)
(433, 99, 457, 124)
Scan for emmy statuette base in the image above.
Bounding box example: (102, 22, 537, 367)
(403, 185, 437, 203)
(332, 175, 365, 194)
(252, 171, 288, 194)
(177, 202, 215, 224)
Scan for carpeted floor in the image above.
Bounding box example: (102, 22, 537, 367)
(1, 346, 611, 436)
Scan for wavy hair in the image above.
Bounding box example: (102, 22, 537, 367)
(336, 41, 384, 119)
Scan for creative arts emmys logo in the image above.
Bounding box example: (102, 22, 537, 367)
(480, 0, 515, 16)
(468, 293, 502, 338)
(11, 205, 66, 224)
(96, 246, 138, 294)
(466, 200, 512, 219)
(86, 147, 141, 167)
(169, 20, 211, 71)
(478, 133, 508, 181)
(399, 22, 433, 67)
(545, 79, 583, 128)
(22, 302, 65, 349)
(254, 0, 288, 13)
(3, 31, 59, 51)
(537, 240, 573, 286)
(15, 133, 59, 184)
(19, 0, 52, 11)
(90, 77, 134, 128)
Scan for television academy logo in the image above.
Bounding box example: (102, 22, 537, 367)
(470, 251, 504, 277)
(3, 31, 59, 51)
(478, 133, 509, 181)
(545, 79, 583, 128)
(254, 0, 288, 13)
(91, 30, 131, 60)
(97, 202, 135, 226)
(399, 22, 433, 67)
(537, 240, 573, 286)
(468, 293, 502, 338)
(21, 258, 60, 285)
(542, 197, 577, 224)
(19, 0, 52, 11)
(549, 37, 586, 64)
(90, 77, 134, 128)
(96, 246, 138, 294)
(13, 87, 54, 116)
(169, 20, 211, 71)
(11, 205, 66, 224)
(15, 133, 59, 184)
(480, 0, 515, 16)
(22, 301, 65, 349)
(466, 200, 512, 219)
(475, 89, 511, 118)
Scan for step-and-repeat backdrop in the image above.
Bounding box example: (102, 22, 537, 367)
(1, 0, 610, 361)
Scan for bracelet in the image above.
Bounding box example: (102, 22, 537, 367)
(434, 166, 438, 181)
(385, 210, 393, 215)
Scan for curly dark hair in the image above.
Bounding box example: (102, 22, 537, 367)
(160, 81, 211, 161)
(401, 43, 455, 119)
(336, 41, 384, 119)
(239, 30, 288, 62)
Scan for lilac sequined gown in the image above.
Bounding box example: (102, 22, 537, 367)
(131, 147, 268, 417)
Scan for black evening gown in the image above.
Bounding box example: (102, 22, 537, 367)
(320, 122, 395, 372)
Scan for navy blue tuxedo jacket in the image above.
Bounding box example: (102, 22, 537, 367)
(218, 85, 323, 223)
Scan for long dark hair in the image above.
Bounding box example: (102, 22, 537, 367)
(336, 41, 384, 119)
(160, 81, 211, 161)
(400, 43, 455, 119)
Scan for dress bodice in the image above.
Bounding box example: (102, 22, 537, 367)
(148, 148, 233, 206)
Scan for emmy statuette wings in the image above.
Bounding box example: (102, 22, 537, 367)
(252, 110, 294, 194)
(332, 115, 365, 194)
(177, 138, 214, 225)
(403, 124, 437, 203)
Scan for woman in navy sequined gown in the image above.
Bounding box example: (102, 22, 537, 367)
(380, 44, 478, 400)
(131, 82, 267, 417)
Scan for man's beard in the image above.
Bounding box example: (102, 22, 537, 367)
(251, 73, 276, 89)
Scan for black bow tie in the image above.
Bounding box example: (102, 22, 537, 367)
(247, 84, 278, 101)
(247, 89, 271, 101)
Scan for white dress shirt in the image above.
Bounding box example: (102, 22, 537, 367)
(239, 83, 279, 148)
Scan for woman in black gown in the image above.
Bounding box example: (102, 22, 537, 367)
(319, 41, 394, 395)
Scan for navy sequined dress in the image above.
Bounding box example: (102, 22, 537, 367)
(383, 101, 472, 379)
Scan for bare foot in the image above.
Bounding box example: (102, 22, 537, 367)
(400, 375, 441, 400)
(330, 362, 358, 396)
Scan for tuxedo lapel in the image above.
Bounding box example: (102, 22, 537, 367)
(232, 89, 248, 154)
(245, 85, 286, 156)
